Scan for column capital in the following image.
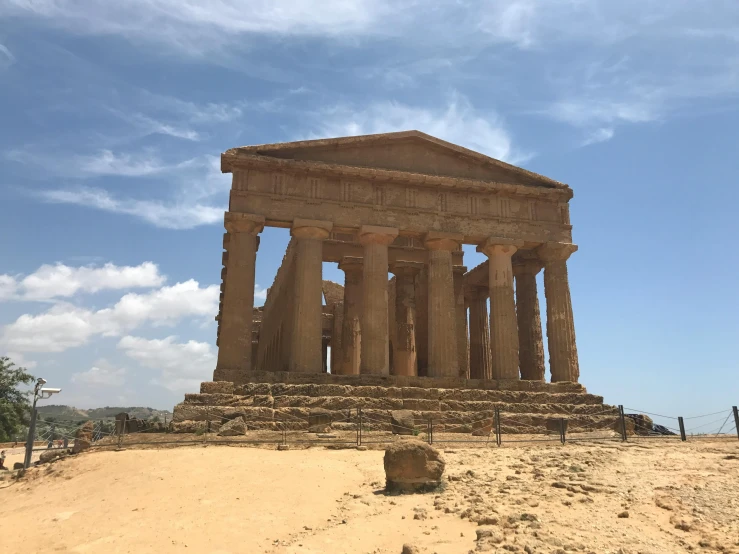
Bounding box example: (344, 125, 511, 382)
(224, 212, 265, 235)
(513, 259, 543, 276)
(359, 225, 399, 246)
(536, 242, 578, 263)
(424, 231, 464, 251)
(477, 237, 524, 258)
(291, 218, 333, 240)
(452, 265, 468, 276)
(390, 260, 424, 276)
(338, 256, 363, 273)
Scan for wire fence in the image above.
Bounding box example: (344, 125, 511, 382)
(79, 404, 739, 451)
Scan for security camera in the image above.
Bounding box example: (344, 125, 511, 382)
(39, 387, 62, 398)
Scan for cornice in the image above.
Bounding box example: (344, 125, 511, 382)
(221, 152, 574, 202)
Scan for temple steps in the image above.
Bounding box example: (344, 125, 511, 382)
(172, 377, 621, 435)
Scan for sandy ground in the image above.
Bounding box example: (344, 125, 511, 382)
(1, 438, 738, 554)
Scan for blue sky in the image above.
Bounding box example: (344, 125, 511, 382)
(1, 1, 737, 425)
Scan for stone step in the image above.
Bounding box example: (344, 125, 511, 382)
(171, 409, 622, 435)
(205, 371, 587, 393)
(195, 384, 604, 405)
(173, 401, 618, 425)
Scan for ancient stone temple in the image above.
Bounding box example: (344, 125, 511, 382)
(174, 131, 616, 433)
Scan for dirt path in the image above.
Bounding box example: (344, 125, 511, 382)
(1, 439, 738, 553)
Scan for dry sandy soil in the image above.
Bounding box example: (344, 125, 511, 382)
(1, 438, 738, 554)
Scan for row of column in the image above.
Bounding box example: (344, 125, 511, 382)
(217, 213, 579, 383)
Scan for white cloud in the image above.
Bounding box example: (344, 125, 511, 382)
(0, 0, 398, 56)
(117, 335, 215, 392)
(5, 352, 38, 370)
(71, 359, 126, 386)
(310, 94, 529, 164)
(254, 285, 267, 302)
(40, 187, 225, 230)
(0, 280, 219, 353)
(1, 261, 165, 301)
(581, 127, 615, 146)
(0, 43, 14, 68)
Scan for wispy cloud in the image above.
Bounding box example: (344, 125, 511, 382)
(71, 359, 127, 386)
(308, 94, 531, 164)
(39, 187, 225, 229)
(0, 43, 14, 68)
(581, 127, 615, 147)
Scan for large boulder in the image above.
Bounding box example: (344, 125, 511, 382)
(626, 414, 654, 435)
(390, 410, 415, 435)
(384, 440, 445, 493)
(73, 421, 94, 454)
(218, 416, 247, 436)
(39, 449, 68, 464)
(308, 408, 332, 433)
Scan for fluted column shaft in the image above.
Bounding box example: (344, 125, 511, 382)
(467, 286, 492, 380)
(478, 238, 522, 380)
(338, 257, 363, 375)
(217, 213, 265, 371)
(390, 262, 422, 376)
(453, 266, 469, 378)
(425, 232, 462, 378)
(538, 243, 580, 383)
(360, 226, 398, 375)
(289, 219, 332, 373)
(514, 261, 545, 381)
(414, 269, 429, 377)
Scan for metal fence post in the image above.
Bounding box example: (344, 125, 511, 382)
(358, 408, 362, 446)
(495, 407, 502, 447)
(732, 406, 739, 441)
(678, 416, 687, 441)
(559, 418, 566, 445)
(618, 405, 627, 441)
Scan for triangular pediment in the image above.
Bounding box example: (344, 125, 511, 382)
(227, 131, 562, 188)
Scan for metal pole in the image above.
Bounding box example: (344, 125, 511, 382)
(23, 402, 39, 469)
(495, 407, 502, 447)
(358, 408, 362, 446)
(429, 419, 433, 445)
(618, 405, 627, 441)
(560, 418, 566, 445)
(678, 416, 687, 441)
(733, 406, 739, 441)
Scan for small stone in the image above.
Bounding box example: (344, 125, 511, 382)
(402, 545, 420, 554)
(618, 511, 629, 518)
(277, 444, 289, 451)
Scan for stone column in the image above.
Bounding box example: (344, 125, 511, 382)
(329, 301, 344, 374)
(477, 238, 523, 380)
(414, 269, 429, 377)
(288, 219, 332, 373)
(390, 261, 423, 377)
(424, 232, 463, 378)
(537, 242, 580, 383)
(359, 226, 398, 375)
(467, 285, 492, 380)
(453, 266, 469, 379)
(338, 257, 363, 375)
(216, 213, 265, 372)
(514, 260, 546, 381)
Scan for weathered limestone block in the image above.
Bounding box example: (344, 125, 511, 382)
(390, 410, 416, 435)
(544, 417, 568, 435)
(400, 387, 442, 400)
(234, 383, 272, 396)
(309, 408, 333, 432)
(39, 449, 68, 464)
(402, 399, 440, 411)
(170, 420, 207, 433)
(73, 421, 94, 454)
(471, 417, 495, 436)
(384, 440, 445, 492)
(348, 386, 402, 399)
(218, 416, 247, 436)
(626, 414, 654, 435)
(201, 381, 235, 394)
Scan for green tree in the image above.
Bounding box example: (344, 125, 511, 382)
(0, 356, 35, 442)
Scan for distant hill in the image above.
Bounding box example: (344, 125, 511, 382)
(37, 405, 173, 423)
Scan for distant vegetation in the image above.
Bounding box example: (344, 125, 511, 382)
(37, 405, 172, 423)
